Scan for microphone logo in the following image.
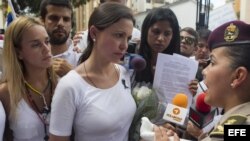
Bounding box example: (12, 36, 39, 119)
(173, 108, 180, 115)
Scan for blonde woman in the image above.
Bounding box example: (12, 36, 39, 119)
(0, 16, 57, 141)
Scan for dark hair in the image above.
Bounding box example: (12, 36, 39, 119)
(225, 45, 250, 71)
(180, 27, 199, 46)
(78, 2, 134, 63)
(100, 0, 106, 3)
(40, 0, 73, 21)
(135, 7, 180, 83)
(197, 28, 211, 42)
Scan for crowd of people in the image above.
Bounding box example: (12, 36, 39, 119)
(0, 0, 249, 141)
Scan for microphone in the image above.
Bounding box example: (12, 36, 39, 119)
(163, 93, 189, 126)
(172, 93, 188, 108)
(123, 53, 146, 71)
(189, 93, 216, 129)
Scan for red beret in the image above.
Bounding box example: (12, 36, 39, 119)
(208, 20, 250, 50)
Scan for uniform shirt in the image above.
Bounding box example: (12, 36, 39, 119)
(200, 102, 250, 141)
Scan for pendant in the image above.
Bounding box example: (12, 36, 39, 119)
(43, 106, 50, 113)
(41, 106, 51, 124)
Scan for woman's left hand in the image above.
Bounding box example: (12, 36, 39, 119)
(154, 126, 180, 141)
(188, 79, 198, 97)
(162, 123, 176, 132)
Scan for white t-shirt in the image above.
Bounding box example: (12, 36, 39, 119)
(50, 65, 136, 141)
(76, 28, 141, 51)
(9, 99, 49, 141)
(53, 40, 81, 68)
(0, 101, 5, 141)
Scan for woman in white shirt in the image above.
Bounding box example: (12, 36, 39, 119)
(50, 2, 180, 141)
(49, 3, 137, 141)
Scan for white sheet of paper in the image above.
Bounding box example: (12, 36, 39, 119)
(153, 53, 198, 108)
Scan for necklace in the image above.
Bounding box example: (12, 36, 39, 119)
(84, 62, 97, 87)
(24, 79, 51, 111)
(83, 62, 119, 88)
(24, 78, 52, 141)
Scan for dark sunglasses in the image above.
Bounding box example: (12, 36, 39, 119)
(180, 36, 195, 45)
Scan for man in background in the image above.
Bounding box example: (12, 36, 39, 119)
(40, 0, 81, 77)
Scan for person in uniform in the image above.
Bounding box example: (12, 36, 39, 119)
(197, 20, 250, 140)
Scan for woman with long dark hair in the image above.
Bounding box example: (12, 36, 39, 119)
(134, 7, 180, 84)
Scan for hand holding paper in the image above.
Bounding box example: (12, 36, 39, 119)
(153, 53, 198, 109)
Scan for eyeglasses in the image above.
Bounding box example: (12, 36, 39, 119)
(180, 36, 195, 45)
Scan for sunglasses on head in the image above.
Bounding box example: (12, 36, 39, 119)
(180, 36, 195, 45)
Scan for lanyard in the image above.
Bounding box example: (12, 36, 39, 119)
(25, 82, 52, 141)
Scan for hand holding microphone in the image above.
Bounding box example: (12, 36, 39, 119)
(163, 93, 189, 126)
(189, 93, 216, 129)
(186, 121, 203, 139)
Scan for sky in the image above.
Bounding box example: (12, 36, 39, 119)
(211, 0, 226, 8)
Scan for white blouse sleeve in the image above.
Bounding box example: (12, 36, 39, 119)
(49, 78, 77, 136)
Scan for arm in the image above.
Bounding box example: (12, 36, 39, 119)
(72, 31, 88, 53)
(72, 31, 84, 47)
(49, 78, 76, 141)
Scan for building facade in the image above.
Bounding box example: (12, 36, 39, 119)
(74, 0, 180, 31)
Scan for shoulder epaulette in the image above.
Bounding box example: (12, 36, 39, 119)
(210, 114, 247, 138)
